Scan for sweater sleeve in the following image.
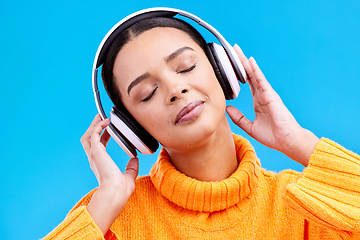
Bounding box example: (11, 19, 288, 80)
(283, 138, 360, 235)
(42, 189, 119, 240)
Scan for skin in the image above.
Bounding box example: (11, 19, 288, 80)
(81, 27, 319, 235)
(113, 28, 238, 181)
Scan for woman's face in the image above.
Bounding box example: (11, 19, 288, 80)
(113, 27, 227, 152)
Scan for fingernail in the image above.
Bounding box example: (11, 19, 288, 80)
(233, 44, 241, 51)
(226, 105, 234, 113)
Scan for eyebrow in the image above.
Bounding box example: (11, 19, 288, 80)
(127, 46, 195, 95)
(127, 72, 150, 95)
(165, 46, 194, 63)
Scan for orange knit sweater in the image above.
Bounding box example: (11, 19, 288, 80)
(44, 135, 360, 239)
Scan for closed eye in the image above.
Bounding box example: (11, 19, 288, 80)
(177, 64, 196, 74)
(141, 87, 158, 102)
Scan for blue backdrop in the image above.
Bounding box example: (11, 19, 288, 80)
(1, 0, 359, 239)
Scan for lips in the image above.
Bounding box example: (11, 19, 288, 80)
(175, 100, 205, 124)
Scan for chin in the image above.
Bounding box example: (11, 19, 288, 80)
(168, 117, 225, 151)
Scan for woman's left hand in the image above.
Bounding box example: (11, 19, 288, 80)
(226, 45, 319, 166)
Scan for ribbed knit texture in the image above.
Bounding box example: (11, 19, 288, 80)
(149, 133, 261, 213)
(43, 135, 360, 239)
(283, 138, 360, 238)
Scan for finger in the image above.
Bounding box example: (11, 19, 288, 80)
(249, 57, 273, 92)
(226, 106, 253, 136)
(81, 136, 91, 155)
(233, 44, 260, 91)
(88, 114, 103, 134)
(125, 157, 139, 181)
(233, 44, 249, 64)
(90, 118, 111, 148)
(100, 128, 111, 147)
(81, 114, 103, 152)
(92, 113, 103, 125)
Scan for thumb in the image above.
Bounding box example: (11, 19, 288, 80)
(226, 106, 253, 135)
(125, 157, 139, 181)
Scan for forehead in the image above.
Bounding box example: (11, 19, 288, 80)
(113, 27, 204, 82)
(116, 27, 202, 61)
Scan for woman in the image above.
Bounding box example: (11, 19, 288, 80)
(44, 15, 360, 239)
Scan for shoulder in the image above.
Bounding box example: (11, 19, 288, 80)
(251, 168, 303, 212)
(119, 175, 164, 220)
(130, 175, 158, 201)
(135, 175, 152, 185)
(260, 168, 302, 192)
(67, 188, 98, 215)
(134, 175, 155, 194)
(262, 168, 301, 180)
(67, 175, 156, 215)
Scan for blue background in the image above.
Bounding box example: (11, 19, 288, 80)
(1, 0, 359, 239)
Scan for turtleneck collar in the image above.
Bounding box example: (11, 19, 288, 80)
(150, 134, 261, 213)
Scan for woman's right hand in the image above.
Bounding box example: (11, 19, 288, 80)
(80, 114, 139, 235)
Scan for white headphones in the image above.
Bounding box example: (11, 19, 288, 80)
(92, 7, 247, 157)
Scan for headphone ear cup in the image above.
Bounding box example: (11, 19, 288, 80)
(206, 44, 231, 100)
(110, 106, 159, 155)
(207, 43, 240, 100)
(107, 122, 137, 157)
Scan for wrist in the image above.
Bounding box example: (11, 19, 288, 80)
(97, 185, 131, 215)
(282, 128, 320, 167)
(87, 187, 127, 235)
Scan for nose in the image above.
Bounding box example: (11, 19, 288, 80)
(169, 88, 188, 103)
(166, 79, 189, 104)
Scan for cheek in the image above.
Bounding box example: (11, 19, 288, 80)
(198, 65, 225, 100)
(202, 70, 227, 112)
(131, 104, 171, 137)
(197, 60, 223, 92)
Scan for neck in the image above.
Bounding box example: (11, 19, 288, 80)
(164, 117, 238, 182)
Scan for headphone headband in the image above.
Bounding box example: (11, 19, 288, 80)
(92, 7, 247, 157)
(94, 7, 234, 68)
(95, 10, 176, 68)
(92, 7, 246, 121)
